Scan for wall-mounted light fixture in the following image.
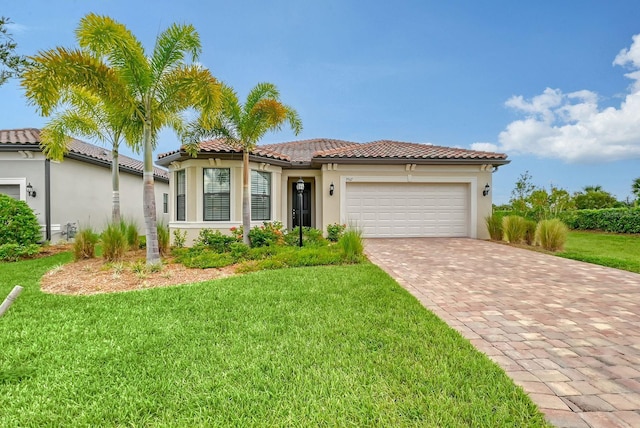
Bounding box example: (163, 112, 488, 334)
(26, 182, 36, 198)
(329, 182, 335, 196)
(482, 183, 490, 197)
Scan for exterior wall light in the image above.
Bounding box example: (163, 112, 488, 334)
(482, 183, 490, 197)
(296, 178, 305, 247)
(26, 182, 36, 198)
(329, 182, 335, 196)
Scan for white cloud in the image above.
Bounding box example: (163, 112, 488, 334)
(5, 22, 28, 34)
(492, 34, 640, 163)
(470, 142, 498, 152)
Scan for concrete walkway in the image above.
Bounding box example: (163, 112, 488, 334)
(365, 238, 640, 428)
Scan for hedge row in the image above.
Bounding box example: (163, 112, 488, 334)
(559, 208, 640, 233)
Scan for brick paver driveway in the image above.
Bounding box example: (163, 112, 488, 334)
(365, 238, 640, 428)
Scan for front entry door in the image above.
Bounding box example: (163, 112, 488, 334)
(292, 182, 312, 228)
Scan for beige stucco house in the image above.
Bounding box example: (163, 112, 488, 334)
(0, 128, 170, 242)
(156, 138, 509, 245)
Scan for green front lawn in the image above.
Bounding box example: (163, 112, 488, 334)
(559, 231, 640, 273)
(0, 254, 548, 427)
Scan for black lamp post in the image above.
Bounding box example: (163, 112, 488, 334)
(296, 178, 304, 247)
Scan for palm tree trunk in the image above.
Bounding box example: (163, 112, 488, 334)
(143, 119, 160, 265)
(242, 149, 251, 246)
(111, 145, 121, 224)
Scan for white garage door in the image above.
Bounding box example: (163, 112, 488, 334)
(345, 182, 469, 238)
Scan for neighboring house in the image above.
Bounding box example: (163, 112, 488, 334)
(157, 138, 509, 244)
(0, 128, 170, 242)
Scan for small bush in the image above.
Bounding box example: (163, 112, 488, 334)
(535, 219, 568, 251)
(327, 223, 347, 242)
(173, 229, 187, 248)
(0, 243, 40, 262)
(157, 222, 170, 256)
(121, 220, 139, 249)
(559, 207, 640, 233)
(339, 229, 364, 263)
(229, 242, 250, 260)
(180, 250, 235, 269)
(248, 222, 284, 247)
(502, 215, 528, 244)
(284, 227, 326, 247)
(0, 194, 41, 246)
(73, 228, 99, 260)
(195, 229, 237, 253)
(485, 215, 503, 241)
(102, 223, 128, 262)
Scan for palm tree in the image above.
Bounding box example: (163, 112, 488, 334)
(632, 178, 640, 206)
(184, 83, 302, 245)
(39, 87, 140, 224)
(22, 13, 221, 265)
(583, 185, 603, 193)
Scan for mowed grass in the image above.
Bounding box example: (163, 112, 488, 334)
(559, 231, 640, 273)
(0, 255, 548, 427)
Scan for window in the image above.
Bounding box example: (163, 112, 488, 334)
(176, 170, 185, 221)
(163, 193, 168, 214)
(204, 168, 230, 221)
(251, 171, 271, 221)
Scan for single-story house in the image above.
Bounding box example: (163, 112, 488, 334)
(156, 138, 509, 244)
(0, 128, 170, 242)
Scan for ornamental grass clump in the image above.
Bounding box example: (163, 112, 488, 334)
(101, 223, 127, 262)
(535, 218, 569, 252)
(339, 229, 364, 263)
(73, 227, 99, 260)
(484, 215, 503, 241)
(501, 215, 528, 244)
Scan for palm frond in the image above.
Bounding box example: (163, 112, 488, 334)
(243, 82, 279, 116)
(150, 23, 201, 83)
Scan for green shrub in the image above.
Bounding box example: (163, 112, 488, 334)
(501, 215, 528, 244)
(0, 194, 41, 246)
(195, 229, 237, 252)
(138, 235, 146, 249)
(327, 223, 347, 242)
(157, 222, 170, 256)
(179, 249, 235, 269)
(120, 220, 139, 249)
(284, 227, 326, 247)
(559, 207, 640, 233)
(485, 215, 503, 241)
(172, 229, 187, 248)
(248, 222, 284, 247)
(535, 219, 568, 251)
(339, 229, 364, 263)
(229, 242, 250, 260)
(0, 243, 40, 262)
(102, 223, 128, 262)
(73, 227, 99, 260)
(524, 219, 537, 245)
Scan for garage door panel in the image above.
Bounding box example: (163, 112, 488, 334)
(346, 182, 469, 238)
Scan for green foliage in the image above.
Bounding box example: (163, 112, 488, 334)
(509, 171, 536, 215)
(485, 215, 503, 241)
(573, 187, 622, 210)
(560, 207, 640, 233)
(501, 215, 528, 244)
(284, 227, 326, 247)
(120, 220, 139, 249)
(101, 223, 127, 262)
(228, 242, 250, 260)
(176, 250, 234, 269)
(0, 194, 41, 246)
(248, 222, 284, 247)
(172, 229, 187, 248)
(157, 222, 170, 256)
(535, 219, 568, 252)
(327, 223, 347, 242)
(0, 17, 28, 86)
(195, 229, 237, 252)
(338, 229, 365, 263)
(524, 219, 537, 245)
(559, 231, 640, 273)
(0, 243, 40, 262)
(73, 228, 99, 261)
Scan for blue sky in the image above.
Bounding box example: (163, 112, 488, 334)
(3, 0, 640, 204)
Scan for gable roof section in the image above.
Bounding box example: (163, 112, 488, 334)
(0, 128, 169, 181)
(156, 137, 509, 168)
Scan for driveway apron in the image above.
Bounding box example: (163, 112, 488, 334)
(365, 238, 640, 428)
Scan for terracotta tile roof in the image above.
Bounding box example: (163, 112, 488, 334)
(315, 140, 509, 161)
(0, 128, 169, 180)
(157, 138, 291, 162)
(262, 138, 360, 163)
(156, 137, 509, 166)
